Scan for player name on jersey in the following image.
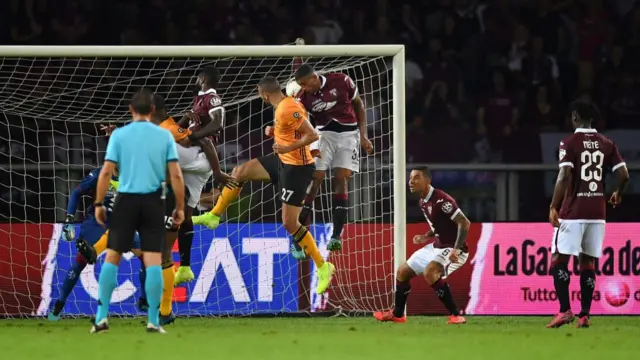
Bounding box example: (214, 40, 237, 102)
(298, 73, 358, 132)
(558, 128, 625, 221)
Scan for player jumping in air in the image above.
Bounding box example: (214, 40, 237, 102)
(153, 94, 234, 324)
(48, 164, 144, 320)
(177, 66, 235, 285)
(288, 64, 374, 253)
(546, 101, 629, 328)
(374, 166, 469, 325)
(197, 76, 335, 294)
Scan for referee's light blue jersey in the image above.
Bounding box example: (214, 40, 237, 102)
(105, 121, 178, 194)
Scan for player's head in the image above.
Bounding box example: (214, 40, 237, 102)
(129, 89, 155, 119)
(151, 93, 168, 123)
(569, 100, 599, 129)
(294, 64, 321, 94)
(196, 66, 220, 90)
(257, 76, 283, 105)
(409, 166, 432, 194)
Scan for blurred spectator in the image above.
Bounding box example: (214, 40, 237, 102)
(476, 69, 519, 156)
(525, 85, 564, 132)
(10, 0, 43, 45)
(510, 36, 561, 96)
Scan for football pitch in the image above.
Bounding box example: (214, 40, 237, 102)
(0, 317, 636, 359)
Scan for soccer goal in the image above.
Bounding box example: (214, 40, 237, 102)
(0, 45, 406, 317)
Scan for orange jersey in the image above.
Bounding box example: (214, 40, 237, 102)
(159, 117, 191, 142)
(274, 97, 314, 166)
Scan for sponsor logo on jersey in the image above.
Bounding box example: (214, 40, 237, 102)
(329, 88, 337, 96)
(311, 100, 337, 112)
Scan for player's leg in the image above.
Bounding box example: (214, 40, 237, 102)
(48, 219, 104, 321)
(175, 180, 199, 284)
(160, 229, 178, 325)
(326, 132, 360, 251)
(576, 222, 605, 328)
(281, 163, 334, 294)
(547, 221, 582, 328)
(193, 156, 273, 228)
(291, 170, 325, 260)
(91, 196, 138, 333)
(328, 167, 352, 251)
(424, 247, 466, 324)
(374, 262, 416, 322)
(138, 192, 167, 333)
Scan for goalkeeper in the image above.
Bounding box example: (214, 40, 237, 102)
(48, 165, 144, 321)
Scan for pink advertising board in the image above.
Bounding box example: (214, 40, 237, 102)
(466, 223, 640, 315)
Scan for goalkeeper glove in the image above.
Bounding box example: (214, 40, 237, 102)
(62, 215, 76, 242)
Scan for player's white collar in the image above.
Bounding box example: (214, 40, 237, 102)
(575, 128, 597, 133)
(198, 88, 217, 96)
(319, 75, 327, 89)
(423, 186, 435, 202)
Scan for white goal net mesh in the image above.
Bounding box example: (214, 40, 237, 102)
(0, 50, 395, 317)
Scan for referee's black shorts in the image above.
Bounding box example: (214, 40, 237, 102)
(108, 190, 165, 253)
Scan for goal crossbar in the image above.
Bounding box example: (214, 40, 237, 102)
(0, 44, 408, 313)
(0, 45, 404, 58)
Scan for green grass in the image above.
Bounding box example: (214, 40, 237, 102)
(0, 317, 636, 360)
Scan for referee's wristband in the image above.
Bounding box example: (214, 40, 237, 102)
(94, 202, 104, 207)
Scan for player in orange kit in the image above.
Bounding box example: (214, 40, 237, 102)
(201, 76, 335, 294)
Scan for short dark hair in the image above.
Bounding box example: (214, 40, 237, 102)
(412, 165, 432, 179)
(198, 66, 220, 87)
(130, 89, 154, 115)
(294, 64, 314, 81)
(569, 100, 599, 125)
(152, 93, 166, 112)
(258, 76, 281, 93)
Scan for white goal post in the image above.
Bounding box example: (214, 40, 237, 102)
(0, 45, 405, 317)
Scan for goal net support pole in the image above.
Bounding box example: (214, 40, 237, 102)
(0, 45, 405, 317)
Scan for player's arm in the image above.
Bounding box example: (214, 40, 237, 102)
(189, 98, 225, 141)
(95, 129, 119, 207)
(95, 161, 116, 206)
(610, 143, 630, 206)
(549, 141, 573, 223)
(346, 75, 373, 153)
(276, 115, 319, 153)
(452, 211, 471, 250)
(66, 169, 99, 217)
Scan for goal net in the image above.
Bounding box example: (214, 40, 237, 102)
(0, 45, 405, 317)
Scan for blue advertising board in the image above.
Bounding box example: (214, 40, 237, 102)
(48, 223, 300, 316)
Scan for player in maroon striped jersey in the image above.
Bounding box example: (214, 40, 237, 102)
(177, 66, 235, 285)
(547, 101, 629, 328)
(291, 64, 374, 253)
(374, 166, 470, 324)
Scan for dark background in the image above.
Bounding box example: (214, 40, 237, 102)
(1, 0, 639, 224)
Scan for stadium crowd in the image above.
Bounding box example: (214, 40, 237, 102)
(3, 0, 640, 164)
(1, 0, 639, 223)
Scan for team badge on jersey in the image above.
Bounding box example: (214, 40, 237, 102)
(293, 112, 300, 118)
(442, 202, 453, 213)
(178, 127, 185, 133)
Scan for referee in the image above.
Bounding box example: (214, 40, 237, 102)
(91, 89, 185, 334)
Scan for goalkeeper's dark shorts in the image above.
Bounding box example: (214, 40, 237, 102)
(257, 154, 315, 206)
(108, 190, 165, 253)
